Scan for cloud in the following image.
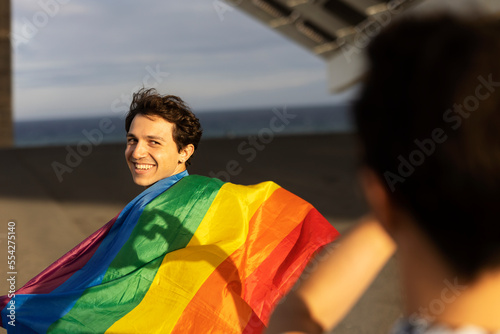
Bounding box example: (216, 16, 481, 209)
(12, 0, 340, 120)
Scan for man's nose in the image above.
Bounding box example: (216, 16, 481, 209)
(131, 141, 148, 159)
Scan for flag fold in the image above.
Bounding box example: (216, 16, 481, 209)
(1, 173, 339, 333)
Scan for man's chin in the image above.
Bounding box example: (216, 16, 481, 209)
(132, 175, 156, 187)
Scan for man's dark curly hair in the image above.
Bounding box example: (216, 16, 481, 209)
(125, 88, 202, 166)
(354, 15, 500, 281)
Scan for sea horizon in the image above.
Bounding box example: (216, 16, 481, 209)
(14, 104, 354, 148)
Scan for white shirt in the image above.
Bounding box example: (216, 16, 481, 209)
(391, 318, 500, 334)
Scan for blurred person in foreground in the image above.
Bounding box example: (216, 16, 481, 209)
(0, 88, 339, 333)
(266, 14, 500, 334)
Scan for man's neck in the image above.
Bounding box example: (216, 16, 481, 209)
(397, 221, 500, 331)
(435, 270, 500, 330)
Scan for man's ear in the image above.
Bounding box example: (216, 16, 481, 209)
(359, 167, 397, 235)
(180, 144, 195, 163)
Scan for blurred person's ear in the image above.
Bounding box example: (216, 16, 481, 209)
(359, 167, 397, 237)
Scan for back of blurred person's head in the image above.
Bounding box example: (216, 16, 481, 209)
(354, 15, 500, 281)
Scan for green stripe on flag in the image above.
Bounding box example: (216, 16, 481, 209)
(48, 176, 223, 333)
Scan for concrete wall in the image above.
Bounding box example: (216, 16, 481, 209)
(0, 0, 12, 147)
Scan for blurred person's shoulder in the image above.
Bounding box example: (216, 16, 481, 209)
(391, 318, 500, 334)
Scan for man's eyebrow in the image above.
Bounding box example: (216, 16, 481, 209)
(125, 133, 165, 141)
(146, 135, 165, 141)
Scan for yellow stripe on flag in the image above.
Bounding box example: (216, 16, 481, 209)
(105, 181, 281, 334)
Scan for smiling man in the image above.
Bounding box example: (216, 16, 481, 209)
(124, 89, 201, 187)
(0, 88, 339, 333)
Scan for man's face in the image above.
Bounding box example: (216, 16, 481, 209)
(125, 114, 185, 187)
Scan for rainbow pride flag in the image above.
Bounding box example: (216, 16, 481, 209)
(1, 171, 339, 333)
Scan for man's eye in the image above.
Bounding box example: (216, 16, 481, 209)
(127, 138, 137, 144)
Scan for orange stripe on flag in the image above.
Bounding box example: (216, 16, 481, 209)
(171, 188, 318, 334)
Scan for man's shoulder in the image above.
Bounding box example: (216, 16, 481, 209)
(177, 174, 225, 189)
(175, 175, 286, 202)
(181, 175, 280, 191)
(183, 174, 223, 183)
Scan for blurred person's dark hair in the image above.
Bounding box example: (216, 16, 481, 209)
(354, 15, 500, 281)
(125, 88, 202, 166)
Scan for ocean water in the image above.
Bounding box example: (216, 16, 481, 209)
(14, 104, 353, 147)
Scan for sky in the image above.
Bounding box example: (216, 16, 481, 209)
(11, 0, 354, 121)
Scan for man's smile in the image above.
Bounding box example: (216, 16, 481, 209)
(133, 163, 156, 173)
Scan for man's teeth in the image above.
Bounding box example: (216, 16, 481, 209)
(135, 164, 154, 170)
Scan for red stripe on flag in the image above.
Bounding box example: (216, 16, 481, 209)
(242, 311, 265, 334)
(171, 188, 338, 333)
(244, 208, 339, 326)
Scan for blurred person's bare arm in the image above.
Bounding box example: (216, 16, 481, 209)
(265, 216, 396, 334)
